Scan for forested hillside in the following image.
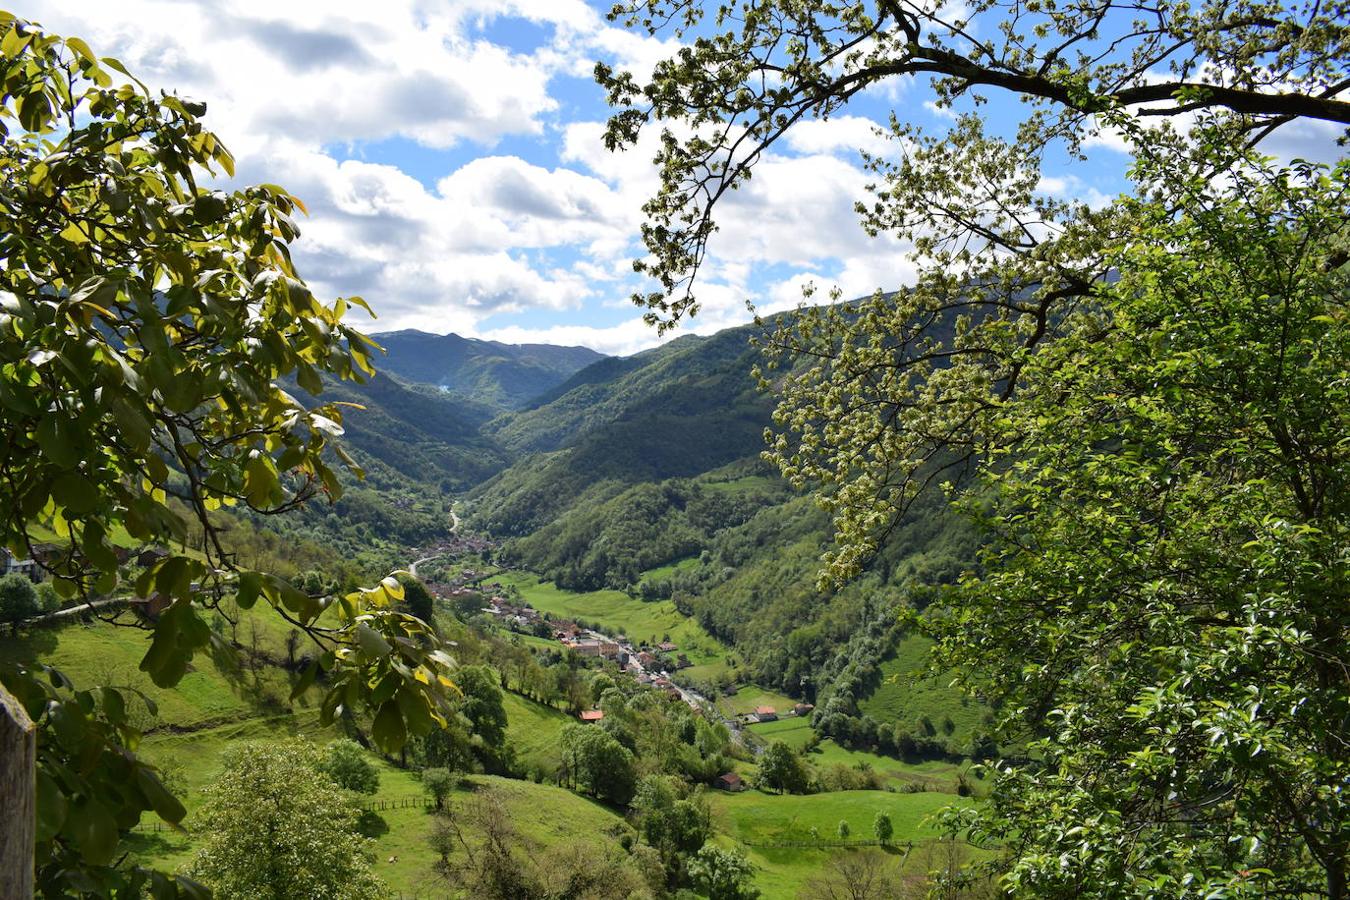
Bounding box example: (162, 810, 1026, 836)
(470, 325, 774, 534)
(369, 329, 605, 411)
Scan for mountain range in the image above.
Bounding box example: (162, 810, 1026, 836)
(367, 329, 606, 412)
(321, 320, 978, 742)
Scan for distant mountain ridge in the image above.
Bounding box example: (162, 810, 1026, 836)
(469, 323, 773, 534)
(368, 329, 606, 411)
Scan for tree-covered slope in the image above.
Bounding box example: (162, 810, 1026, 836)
(369, 329, 605, 411)
(468, 325, 773, 534)
(317, 371, 508, 491)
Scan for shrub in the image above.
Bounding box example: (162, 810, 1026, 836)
(0, 573, 39, 624)
(423, 767, 455, 810)
(317, 739, 380, 795)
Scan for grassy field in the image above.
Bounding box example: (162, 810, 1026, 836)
(125, 763, 626, 898)
(679, 656, 737, 684)
(3, 611, 619, 896)
(858, 634, 990, 748)
(0, 613, 311, 730)
(716, 685, 799, 717)
(5, 596, 987, 899)
(496, 571, 728, 665)
(502, 689, 570, 774)
(638, 556, 700, 580)
(805, 740, 989, 795)
(748, 715, 815, 750)
(709, 788, 975, 899)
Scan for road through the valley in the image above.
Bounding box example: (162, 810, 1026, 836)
(408, 505, 460, 578)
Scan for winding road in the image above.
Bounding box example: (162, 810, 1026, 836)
(408, 505, 460, 578)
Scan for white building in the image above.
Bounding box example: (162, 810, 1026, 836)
(2, 548, 43, 582)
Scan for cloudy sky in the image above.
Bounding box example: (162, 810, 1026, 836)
(29, 1, 1342, 355)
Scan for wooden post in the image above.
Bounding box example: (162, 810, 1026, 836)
(0, 681, 35, 899)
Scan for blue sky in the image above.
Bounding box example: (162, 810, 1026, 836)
(28, 1, 1343, 354)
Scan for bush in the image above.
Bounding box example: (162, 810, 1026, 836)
(0, 573, 38, 624)
(186, 742, 384, 900)
(423, 767, 455, 810)
(873, 812, 893, 844)
(317, 739, 380, 795)
(35, 582, 61, 613)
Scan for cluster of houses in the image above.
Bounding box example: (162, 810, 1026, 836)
(482, 596, 543, 630)
(408, 532, 495, 559)
(409, 557, 791, 794)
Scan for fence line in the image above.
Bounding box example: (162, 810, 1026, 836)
(359, 795, 435, 812)
(740, 838, 914, 849)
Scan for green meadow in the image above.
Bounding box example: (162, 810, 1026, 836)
(708, 788, 976, 899)
(1, 610, 608, 897)
(858, 634, 991, 747)
(495, 571, 727, 665)
(747, 716, 815, 750)
(716, 685, 799, 717)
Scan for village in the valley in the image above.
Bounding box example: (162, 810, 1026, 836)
(407, 534, 814, 743)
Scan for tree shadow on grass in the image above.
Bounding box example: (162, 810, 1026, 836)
(358, 810, 389, 838)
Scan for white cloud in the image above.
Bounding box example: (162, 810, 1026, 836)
(783, 115, 896, 159)
(1036, 174, 1114, 209)
(477, 317, 661, 356)
(27, 1, 571, 155)
(923, 100, 957, 121)
(31, 1, 931, 351)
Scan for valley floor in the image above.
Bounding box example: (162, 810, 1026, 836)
(2, 566, 986, 898)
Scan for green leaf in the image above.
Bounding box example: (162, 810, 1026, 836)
(65, 797, 118, 865)
(36, 416, 77, 468)
(296, 363, 323, 395)
(58, 220, 88, 244)
(136, 767, 186, 824)
(35, 772, 67, 842)
(65, 36, 96, 63)
(52, 473, 99, 515)
(355, 622, 391, 658)
(139, 599, 209, 688)
(371, 701, 406, 753)
(110, 398, 153, 452)
(99, 687, 125, 724)
(236, 571, 262, 609)
(161, 370, 201, 413)
(395, 685, 433, 737)
(243, 452, 279, 508)
(289, 659, 319, 701)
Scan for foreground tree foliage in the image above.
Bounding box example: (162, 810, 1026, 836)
(186, 742, 384, 900)
(929, 158, 1350, 896)
(0, 14, 457, 894)
(600, 0, 1350, 579)
(602, 0, 1350, 895)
